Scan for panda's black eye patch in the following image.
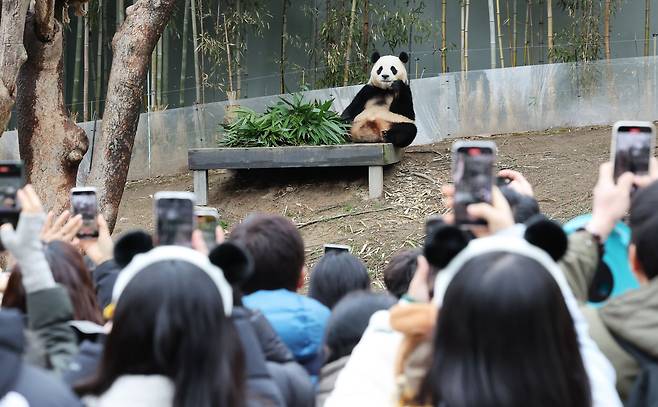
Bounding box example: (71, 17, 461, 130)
(376, 66, 383, 75)
(391, 66, 398, 75)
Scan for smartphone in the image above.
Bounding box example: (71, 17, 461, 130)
(324, 244, 351, 254)
(611, 121, 656, 181)
(71, 187, 99, 239)
(195, 206, 220, 249)
(452, 141, 497, 226)
(154, 192, 196, 247)
(0, 161, 25, 229)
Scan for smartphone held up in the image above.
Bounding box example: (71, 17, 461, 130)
(71, 187, 99, 239)
(611, 121, 656, 181)
(0, 161, 25, 230)
(154, 192, 196, 247)
(451, 141, 497, 227)
(195, 206, 220, 249)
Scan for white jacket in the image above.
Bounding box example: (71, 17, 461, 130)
(82, 375, 174, 407)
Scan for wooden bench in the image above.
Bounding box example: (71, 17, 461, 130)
(188, 143, 404, 205)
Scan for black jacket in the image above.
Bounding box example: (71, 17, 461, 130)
(0, 310, 82, 406)
(92, 260, 120, 311)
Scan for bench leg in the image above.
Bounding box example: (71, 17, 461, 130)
(193, 170, 209, 205)
(368, 166, 384, 199)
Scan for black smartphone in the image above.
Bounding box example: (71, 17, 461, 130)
(324, 244, 350, 254)
(154, 192, 196, 247)
(71, 187, 99, 239)
(452, 141, 497, 226)
(611, 121, 656, 181)
(195, 206, 220, 249)
(0, 161, 25, 229)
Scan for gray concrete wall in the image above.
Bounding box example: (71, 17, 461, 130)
(1, 56, 656, 183)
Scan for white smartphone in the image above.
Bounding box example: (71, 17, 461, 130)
(154, 192, 196, 247)
(611, 121, 656, 181)
(194, 206, 220, 249)
(451, 140, 497, 226)
(324, 244, 351, 254)
(71, 187, 99, 239)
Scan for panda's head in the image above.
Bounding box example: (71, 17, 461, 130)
(369, 51, 409, 89)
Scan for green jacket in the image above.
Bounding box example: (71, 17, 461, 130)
(561, 231, 658, 399)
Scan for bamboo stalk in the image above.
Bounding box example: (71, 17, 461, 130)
(506, 0, 512, 63)
(235, 0, 242, 99)
(83, 13, 89, 121)
(162, 26, 169, 106)
(72, 16, 83, 115)
(156, 36, 163, 106)
(280, 0, 288, 93)
(95, 0, 103, 115)
(465, 0, 470, 71)
(644, 0, 651, 57)
(179, 0, 190, 106)
(496, 0, 505, 67)
(343, 0, 358, 86)
(488, 0, 496, 69)
(547, 0, 554, 62)
(198, 0, 206, 103)
(512, 0, 517, 66)
(537, 0, 543, 63)
(528, 0, 533, 64)
(363, 0, 370, 74)
(441, 0, 447, 72)
(523, 0, 530, 65)
(223, 14, 234, 95)
(460, 1, 465, 71)
(116, 0, 125, 30)
(190, 0, 202, 104)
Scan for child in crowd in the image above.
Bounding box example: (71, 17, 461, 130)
(309, 251, 370, 309)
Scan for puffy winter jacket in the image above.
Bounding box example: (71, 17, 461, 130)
(0, 310, 82, 407)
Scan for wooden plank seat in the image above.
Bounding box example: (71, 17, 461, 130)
(188, 143, 404, 205)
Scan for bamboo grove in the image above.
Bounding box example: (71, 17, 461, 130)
(63, 0, 655, 121)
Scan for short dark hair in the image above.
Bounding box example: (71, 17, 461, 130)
(2, 241, 103, 324)
(76, 261, 245, 407)
(417, 252, 590, 407)
(229, 214, 305, 293)
(630, 181, 658, 280)
(383, 249, 421, 298)
(308, 252, 370, 309)
(324, 291, 396, 364)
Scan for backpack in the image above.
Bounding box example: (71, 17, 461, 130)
(614, 335, 658, 407)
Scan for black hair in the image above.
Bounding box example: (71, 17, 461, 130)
(383, 249, 421, 298)
(76, 261, 245, 407)
(630, 180, 658, 280)
(229, 214, 305, 293)
(417, 252, 590, 407)
(324, 291, 396, 364)
(309, 251, 370, 309)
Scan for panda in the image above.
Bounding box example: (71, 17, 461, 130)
(341, 52, 417, 148)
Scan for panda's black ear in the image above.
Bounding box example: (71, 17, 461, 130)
(399, 52, 409, 63)
(371, 51, 381, 64)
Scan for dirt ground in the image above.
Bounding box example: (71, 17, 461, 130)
(115, 126, 618, 287)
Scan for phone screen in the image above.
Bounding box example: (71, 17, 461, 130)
(453, 146, 495, 225)
(156, 198, 195, 246)
(613, 126, 654, 180)
(324, 244, 350, 254)
(196, 214, 219, 249)
(0, 162, 24, 228)
(71, 190, 99, 238)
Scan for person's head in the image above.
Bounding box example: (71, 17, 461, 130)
(324, 291, 396, 364)
(77, 247, 244, 407)
(383, 249, 421, 298)
(308, 251, 370, 309)
(2, 241, 103, 324)
(629, 180, 658, 284)
(418, 252, 590, 407)
(229, 214, 305, 294)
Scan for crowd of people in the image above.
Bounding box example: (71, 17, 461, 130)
(0, 155, 657, 407)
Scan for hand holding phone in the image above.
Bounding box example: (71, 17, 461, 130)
(452, 141, 497, 226)
(0, 161, 25, 229)
(195, 206, 220, 249)
(71, 187, 99, 239)
(155, 192, 196, 247)
(611, 121, 656, 182)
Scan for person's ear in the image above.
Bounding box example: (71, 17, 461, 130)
(297, 266, 307, 291)
(629, 244, 649, 285)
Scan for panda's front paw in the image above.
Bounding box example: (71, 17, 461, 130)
(391, 80, 405, 93)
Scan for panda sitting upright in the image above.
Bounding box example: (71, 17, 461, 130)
(341, 52, 417, 148)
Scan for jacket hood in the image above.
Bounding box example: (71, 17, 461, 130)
(82, 375, 174, 407)
(0, 310, 24, 399)
(600, 277, 658, 357)
(317, 356, 350, 398)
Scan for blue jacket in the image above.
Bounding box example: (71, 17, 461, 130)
(243, 289, 330, 378)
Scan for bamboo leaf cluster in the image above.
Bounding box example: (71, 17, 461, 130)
(220, 93, 350, 147)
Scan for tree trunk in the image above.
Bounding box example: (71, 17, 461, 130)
(95, 0, 103, 115)
(280, 0, 288, 93)
(190, 0, 202, 103)
(488, 0, 496, 69)
(0, 0, 30, 131)
(547, 0, 554, 62)
(644, 0, 650, 57)
(86, 0, 179, 231)
(179, 0, 190, 106)
(496, 0, 504, 67)
(441, 0, 447, 72)
(343, 0, 357, 86)
(16, 14, 88, 214)
(362, 0, 370, 75)
(83, 13, 89, 121)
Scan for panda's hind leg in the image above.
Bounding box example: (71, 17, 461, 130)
(383, 123, 417, 147)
